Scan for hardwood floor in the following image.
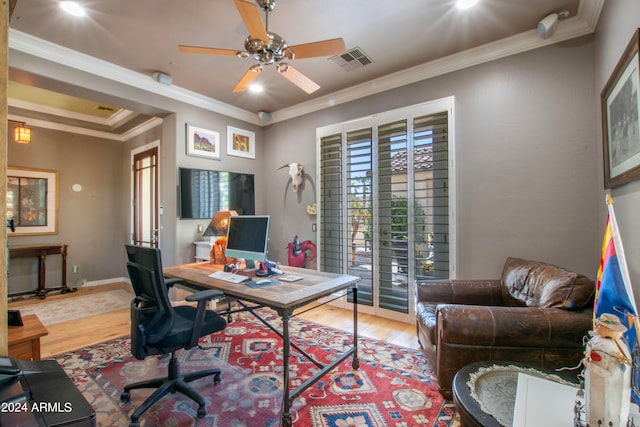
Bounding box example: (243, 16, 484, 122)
(8, 282, 132, 359)
(8, 282, 420, 359)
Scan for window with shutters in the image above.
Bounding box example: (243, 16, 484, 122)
(317, 98, 455, 321)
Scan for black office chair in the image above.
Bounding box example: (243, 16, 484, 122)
(121, 244, 227, 427)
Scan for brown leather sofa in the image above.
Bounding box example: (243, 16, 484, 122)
(416, 257, 595, 399)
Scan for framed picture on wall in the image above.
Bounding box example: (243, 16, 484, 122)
(6, 167, 59, 236)
(186, 124, 221, 160)
(227, 126, 255, 159)
(601, 28, 640, 189)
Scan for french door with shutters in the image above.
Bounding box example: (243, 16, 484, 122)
(318, 98, 454, 322)
(132, 144, 159, 248)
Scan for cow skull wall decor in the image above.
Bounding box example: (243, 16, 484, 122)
(277, 162, 304, 192)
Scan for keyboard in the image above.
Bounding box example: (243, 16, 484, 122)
(208, 270, 250, 283)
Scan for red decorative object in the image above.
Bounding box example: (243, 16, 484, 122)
(286, 239, 316, 268)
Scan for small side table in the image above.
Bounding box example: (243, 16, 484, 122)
(8, 314, 49, 361)
(193, 241, 213, 262)
(452, 361, 579, 427)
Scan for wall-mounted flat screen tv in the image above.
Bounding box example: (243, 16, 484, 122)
(178, 168, 255, 219)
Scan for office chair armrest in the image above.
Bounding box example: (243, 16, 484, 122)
(164, 277, 184, 288)
(186, 289, 225, 348)
(185, 289, 224, 303)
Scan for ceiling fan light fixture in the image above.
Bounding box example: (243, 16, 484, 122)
(256, 0, 276, 12)
(181, 0, 345, 94)
(249, 84, 264, 93)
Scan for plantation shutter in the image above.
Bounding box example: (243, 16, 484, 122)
(378, 119, 409, 313)
(413, 112, 449, 279)
(319, 133, 343, 274)
(346, 128, 373, 307)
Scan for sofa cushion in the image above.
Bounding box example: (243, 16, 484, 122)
(501, 257, 595, 309)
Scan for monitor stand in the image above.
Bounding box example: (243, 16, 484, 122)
(235, 259, 259, 277)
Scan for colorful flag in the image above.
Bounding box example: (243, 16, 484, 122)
(594, 194, 639, 404)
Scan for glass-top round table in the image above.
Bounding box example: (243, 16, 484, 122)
(452, 361, 579, 427)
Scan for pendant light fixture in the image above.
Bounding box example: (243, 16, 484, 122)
(9, 120, 32, 144)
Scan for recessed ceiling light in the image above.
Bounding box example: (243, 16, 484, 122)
(456, 0, 478, 10)
(249, 84, 263, 93)
(60, 1, 87, 17)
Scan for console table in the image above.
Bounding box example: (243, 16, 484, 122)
(8, 244, 77, 299)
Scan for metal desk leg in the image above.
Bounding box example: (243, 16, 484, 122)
(281, 310, 293, 427)
(352, 286, 360, 369)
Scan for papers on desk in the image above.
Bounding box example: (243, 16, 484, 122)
(279, 275, 303, 282)
(513, 373, 577, 427)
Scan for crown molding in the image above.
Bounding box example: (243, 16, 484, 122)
(8, 97, 137, 126)
(8, 0, 604, 127)
(7, 113, 163, 142)
(8, 29, 263, 126)
(270, 0, 604, 123)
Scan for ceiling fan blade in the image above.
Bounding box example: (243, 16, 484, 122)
(234, 0, 268, 41)
(289, 38, 346, 59)
(277, 64, 320, 94)
(233, 65, 263, 93)
(179, 45, 239, 56)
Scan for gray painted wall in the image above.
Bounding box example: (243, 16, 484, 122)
(8, 127, 124, 291)
(264, 37, 600, 279)
(593, 0, 640, 306)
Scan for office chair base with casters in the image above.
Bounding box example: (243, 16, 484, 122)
(120, 350, 221, 426)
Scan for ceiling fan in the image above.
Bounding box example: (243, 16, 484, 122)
(179, 0, 346, 94)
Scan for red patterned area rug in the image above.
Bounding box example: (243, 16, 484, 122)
(53, 308, 460, 426)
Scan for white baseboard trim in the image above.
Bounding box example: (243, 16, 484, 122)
(81, 277, 130, 287)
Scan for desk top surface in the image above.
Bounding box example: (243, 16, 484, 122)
(164, 263, 360, 311)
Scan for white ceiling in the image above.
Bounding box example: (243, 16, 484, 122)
(7, 0, 603, 129)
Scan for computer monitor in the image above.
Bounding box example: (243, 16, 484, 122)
(224, 215, 270, 269)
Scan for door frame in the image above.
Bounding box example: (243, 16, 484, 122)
(130, 141, 160, 247)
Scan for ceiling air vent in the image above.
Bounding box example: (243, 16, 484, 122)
(330, 47, 373, 71)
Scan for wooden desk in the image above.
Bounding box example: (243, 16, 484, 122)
(8, 314, 49, 361)
(9, 243, 77, 299)
(164, 263, 361, 427)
